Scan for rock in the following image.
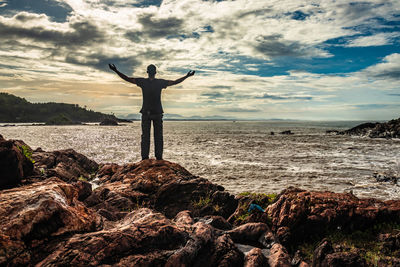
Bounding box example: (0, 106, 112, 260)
(312, 239, 333, 267)
(379, 232, 400, 251)
(266, 187, 400, 246)
(321, 251, 367, 267)
(268, 243, 291, 267)
(74, 180, 92, 201)
(0, 137, 33, 189)
(32, 148, 99, 183)
(0, 178, 101, 266)
(92, 159, 238, 220)
(244, 248, 268, 267)
(325, 130, 339, 134)
(209, 234, 244, 267)
(259, 231, 276, 249)
(374, 172, 398, 184)
(203, 215, 232, 230)
(341, 118, 400, 138)
(99, 118, 119, 126)
(37, 208, 186, 266)
(280, 130, 293, 135)
(227, 223, 269, 243)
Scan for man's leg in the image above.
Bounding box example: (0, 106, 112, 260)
(153, 114, 163, 160)
(141, 114, 151, 160)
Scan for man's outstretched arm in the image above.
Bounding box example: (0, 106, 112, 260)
(167, 70, 195, 86)
(109, 64, 137, 84)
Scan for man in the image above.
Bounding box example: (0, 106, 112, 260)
(109, 63, 195, 160)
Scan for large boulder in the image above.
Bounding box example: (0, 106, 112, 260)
(0, 137, 33, 189)
(0, 178, 102, 266)
(32, 148, 99, 182)
(87, 159, 238, 220)
(266, 187, 400, 246)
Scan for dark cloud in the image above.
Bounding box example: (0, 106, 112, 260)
(210, 85, 233, 89)
(255, 93, 312, 100)
(372, 70, 400, 80)
(65, 53, 141, 73)
(254, 34, 303, 57)
(125, 14, 184, 40)
(0, 16, 105, 47)
(388, 93, 400, 96)
(201, 92, 224, 98)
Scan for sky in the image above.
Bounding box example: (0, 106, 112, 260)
(0, 0, 399, 120)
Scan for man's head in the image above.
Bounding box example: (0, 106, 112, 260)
(147, 64, 157, 76)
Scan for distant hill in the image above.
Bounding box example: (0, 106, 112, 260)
(0, 92, 118, 123)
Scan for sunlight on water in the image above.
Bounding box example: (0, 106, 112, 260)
(1, 121, 399, 200)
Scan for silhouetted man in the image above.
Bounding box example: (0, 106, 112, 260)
(109, 63, 195, 160)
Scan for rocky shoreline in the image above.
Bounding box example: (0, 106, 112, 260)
(1, 135, 400, 266)
(338, 117, 400, 139)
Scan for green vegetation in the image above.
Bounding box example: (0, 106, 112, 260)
(46, 114, 80, 125)
(297, 222, 400, 265)
(238, 192, 278, 205)
(233, 202, 251, 225)
(0, 92, 118, 123)
(78, 176, 88, 182)
(192, 192, 212, 208)
(19, 145, 35, 163)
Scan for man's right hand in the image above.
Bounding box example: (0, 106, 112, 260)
(109, 63, 117, 72)
(186, 70, 195, 77)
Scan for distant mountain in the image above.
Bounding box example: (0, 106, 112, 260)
(0, 92, 118, 123)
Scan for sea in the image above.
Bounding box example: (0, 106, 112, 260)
(1, 121, 399, 200)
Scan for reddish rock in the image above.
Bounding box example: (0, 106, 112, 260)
(0, 138, 33, 189)
(299, 261, 310, 267)
(91, 159, 238, 219)
(266, 187, 400, 246)
(203, 215, 232, 230)
(0, 178, 101, 266)
(244, 248, 268, 267)
(32, 148, 98, 182)
(38, 208, 186, 266)
(210, 234, 244, 267)
(312, 239, 333, 267)
(38, 208, 244, 267)
(227, 222, 269, 243)
(268, 243, 291, 267)
(379, 232, 400, 252)
(321, 251, 367, 267)
(74, 180, 92, 201)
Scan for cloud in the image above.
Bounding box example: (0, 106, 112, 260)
(364, 53, 400, 80)
(0, 13, 105, 47)
(218, 107, 261, 113)
(346, 32, 400, 47)
(1, 0, 400, 120)
(65, 53, 141, 72)
(353, 104, 400, 110)
(253, 34, 303, 57)
(255, 93, 313, 100)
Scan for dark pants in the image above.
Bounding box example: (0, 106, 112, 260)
(141, 113, 163, 160)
